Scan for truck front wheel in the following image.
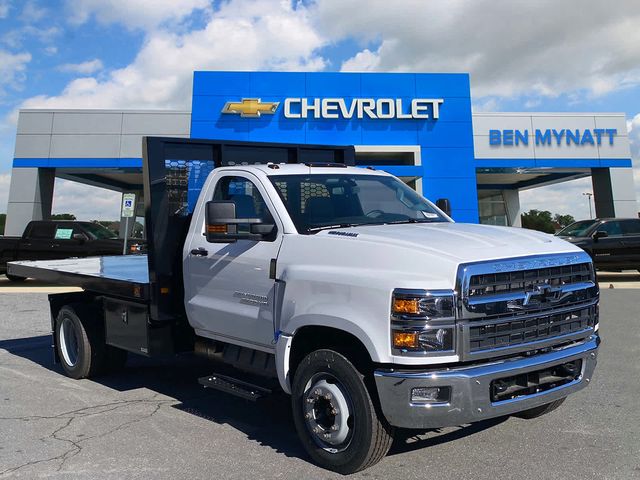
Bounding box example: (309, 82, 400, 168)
(513, 398, 566, 419)
(55, 305, 106, 379)
(291, 349, 394, 474)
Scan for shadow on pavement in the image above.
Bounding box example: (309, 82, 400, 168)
(1, 334, 507, 465)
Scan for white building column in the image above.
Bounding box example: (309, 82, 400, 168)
(503, 189, 522, 227)
(4, 168, 55, 236)
(592, 167, 638, 218)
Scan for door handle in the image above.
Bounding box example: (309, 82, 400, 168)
(190, 247, 209, 257)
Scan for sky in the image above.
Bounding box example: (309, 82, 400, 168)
(0, 0, 639, 221)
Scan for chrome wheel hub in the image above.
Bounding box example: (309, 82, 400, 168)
(59, 317, 79, 367)
(303, 375, 353, 453)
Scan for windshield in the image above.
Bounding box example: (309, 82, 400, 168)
(556, 220, 598, 237)
(80, 222, 118, 240)
(269, 174, 448, 234)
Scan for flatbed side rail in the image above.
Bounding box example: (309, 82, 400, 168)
(7, 260, 150, 302)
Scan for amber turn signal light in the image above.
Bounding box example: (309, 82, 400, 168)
(392, 298, 420, 315)
(393, 331, 419, 349)
(207, 224, 227, 233)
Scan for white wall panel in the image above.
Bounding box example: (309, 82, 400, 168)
(50, 134, 121, 157)
(593, 115, 627, 132)
(597, 141, 631, 159)
(14, 135, 51, 157)
(122, 113, 190, 135)
(472, 113, 632, 160)
(16, 112, 53, 134)
(52, 112, 122, 134)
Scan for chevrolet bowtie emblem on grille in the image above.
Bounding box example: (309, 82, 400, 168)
(523, 283, 563, 306)
(221, 98, 280, 118)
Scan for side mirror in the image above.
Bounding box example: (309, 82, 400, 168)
(592, 230, 608, 241)
(205, 200, 275, 243)
(72, 233, 87, 243)
(436, 198, 452, 217)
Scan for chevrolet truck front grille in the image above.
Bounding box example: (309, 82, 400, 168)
(456, 253, 598, 361)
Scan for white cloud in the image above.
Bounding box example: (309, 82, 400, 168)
(0, 0, 10, 18)
(340, 47, 381, 72)
(472, 97, 502, 113)
(2, 25, 60, 49)
(0, 49, 31, 95)
(67, 0, 211, 31)
(58, 59, 104, 75)
(312, 0, 640, 99)
(51, 179, 122, 220)
(20, 1, 46, 23)
(19, 0, 326, 111)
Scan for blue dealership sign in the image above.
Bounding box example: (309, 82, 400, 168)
(191, 71, 478, 222)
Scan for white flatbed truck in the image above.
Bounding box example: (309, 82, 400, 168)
(9, 137, 600, 473)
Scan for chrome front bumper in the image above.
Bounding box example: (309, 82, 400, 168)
(374, 335, 599, 429)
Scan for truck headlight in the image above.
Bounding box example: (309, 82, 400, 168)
(391, 289, 456, 354)
(392, 289, 455, 320)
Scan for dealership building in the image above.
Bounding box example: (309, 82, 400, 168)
(4, 71, 637, 236)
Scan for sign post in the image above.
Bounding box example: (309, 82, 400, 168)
(120, 193, 136, 255)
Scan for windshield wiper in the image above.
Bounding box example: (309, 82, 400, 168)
(306, 223, 358, 233)
(385, 218, 439, 225)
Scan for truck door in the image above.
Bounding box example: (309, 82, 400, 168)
(18, 222, 57, 260)
(184, 173, 283, 350)
(591, 220, 624, 269)
(621, 219, 640, 269)
(50, 224, 90, 259)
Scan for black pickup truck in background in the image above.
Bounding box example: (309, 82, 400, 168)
(0, 220, 145, 281)
(555, 218, 640, 272)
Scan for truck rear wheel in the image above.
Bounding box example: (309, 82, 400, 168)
(513, 398, 566, 419)
(291, 349, 394, 474)
(55, 305, 106, 379)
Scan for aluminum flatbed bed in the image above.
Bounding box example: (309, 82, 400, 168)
(8, 255, 150, 301)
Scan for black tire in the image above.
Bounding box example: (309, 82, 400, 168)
(6, 274, 27, 282)
(54, 304, 106, 379)
(513, 398, 566, 419)
(291, 349, 394, 474)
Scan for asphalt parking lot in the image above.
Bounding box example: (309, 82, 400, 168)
(0, 279, 639, 479)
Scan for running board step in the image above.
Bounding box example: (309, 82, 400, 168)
(198, 373, 271, 401)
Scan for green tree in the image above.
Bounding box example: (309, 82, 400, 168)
(0, 213, 5, 235)
(51, 213, 77, 220)
(553, 214, 575, 229)
(521, 209, 555, 234)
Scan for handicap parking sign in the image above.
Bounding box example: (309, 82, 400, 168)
(121, 193, 136, 218)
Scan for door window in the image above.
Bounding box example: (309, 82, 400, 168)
(598, 221, 623, 236)
(212, 176, 274, 223)
(54, 227, 74, 240)
(28, 223, 56, 239)
(622, 220, 640, 235)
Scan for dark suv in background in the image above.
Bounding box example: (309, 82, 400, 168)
(556, 218, 640, 272)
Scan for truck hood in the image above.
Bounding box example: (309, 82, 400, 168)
(318, 222, 582, 264)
